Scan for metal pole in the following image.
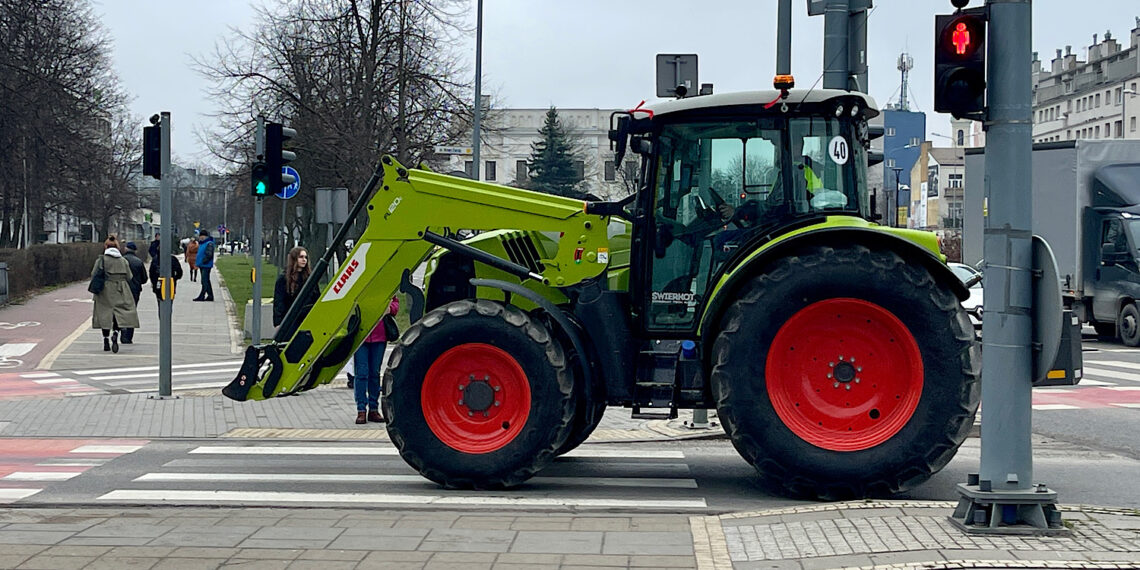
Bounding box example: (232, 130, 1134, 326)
(776, 0, 792, 77)
(951, 0, 1063, 534)
(822, 0, 850, 90)
(847, 6, 868, 92)
(979, 0, 1034, 496)
(251, 115, 265, 344)
(471, 0, 483, 181)
(158, 112, 173, 397)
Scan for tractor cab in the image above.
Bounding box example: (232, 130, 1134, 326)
(609, 89, 879, 332)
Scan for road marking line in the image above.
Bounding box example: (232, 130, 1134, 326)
(187, 445, 686, 459)
(70, 445, 145, 454)
(1072, 378, 1114, 386)
(76, 360, 244, 376)
(2, 471, 82, 481)
(1082, 360, 1140, 371)
(38, 320, 90, 371)
(132, 472, 700, 488)
(1112, 403, 1140, 408)
(1032, 404, 1081, 410)
(20, 372, 60, 379)
(96, 489, 707, 509)
(31, 378, 77, 385)
(1083, 366, 1140, 383)
(89, 368, 240, 382)
(1106, 386, 1140, 391)
(36, 461, 105, 467)
(0, 489, 41, 502)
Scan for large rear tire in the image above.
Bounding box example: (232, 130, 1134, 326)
(383, 299, 575, 489)
(711, 245, 980, 499)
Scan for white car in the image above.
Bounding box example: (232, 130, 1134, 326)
(949, 262, 983, 330)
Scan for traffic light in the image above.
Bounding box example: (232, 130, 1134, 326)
(265, 123, 297, 196)
(142, 125, 161, 180)
(934, 12, 987, 118)
(251, 162, 269, 197)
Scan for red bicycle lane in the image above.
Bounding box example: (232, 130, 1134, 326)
(0, 281, 99, 398)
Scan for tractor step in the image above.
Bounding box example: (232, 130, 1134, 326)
(631, 405, 677, 420)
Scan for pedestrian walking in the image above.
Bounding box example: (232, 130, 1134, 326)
(148, 232, 161, 260)
(273, 246, 319, 328)
(193, 230, 216, 302)
(90, 236, 140, 354)
(354, 296, 399, 424)
(148, 253, 183, 307)
(119, 242, 147, 344)
(185, 235, 199, 282)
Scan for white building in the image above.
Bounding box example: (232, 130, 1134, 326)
(1032, 22, 1140, 143)
(447, 108, 634, 200)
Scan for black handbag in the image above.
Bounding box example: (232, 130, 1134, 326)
(88, 258, 106, 295)
(382, 314, 400, 340)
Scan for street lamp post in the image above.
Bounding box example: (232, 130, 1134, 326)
(890, 167, 904, 228)
(1123, 88, 1137, 139)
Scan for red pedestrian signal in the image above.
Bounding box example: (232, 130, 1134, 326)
(935, 12, 988, 118)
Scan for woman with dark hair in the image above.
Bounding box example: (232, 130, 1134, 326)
(91, 235, 140, 353)
(273, 246, 318, 328)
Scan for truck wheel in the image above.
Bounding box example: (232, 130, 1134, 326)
(711, 245, 980, 499)
(383, 299, 575, 489)
(1119, 303, 1140, 347)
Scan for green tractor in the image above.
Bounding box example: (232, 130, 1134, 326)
(225, 88, 980, 499)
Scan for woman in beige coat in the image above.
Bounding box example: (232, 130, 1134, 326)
(91, 235, 140, 353)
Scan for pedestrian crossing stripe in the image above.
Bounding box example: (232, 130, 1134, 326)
(1083, 365, 1140, 383)
(75, 359, 245, 376)
(2, 471, 82, 481)
(0, 489, 41, 502)
(133, 472, 699, 488)
(188, 445, 686, 459)
(1031, 404, 1081, 410)
(96, 489, 708, 509)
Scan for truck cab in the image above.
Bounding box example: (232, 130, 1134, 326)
(1087, 164, 1140, 345)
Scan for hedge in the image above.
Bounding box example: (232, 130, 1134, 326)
(0, 243, 112, 299)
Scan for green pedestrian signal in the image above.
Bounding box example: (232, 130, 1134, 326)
(251, 162, 269, 197)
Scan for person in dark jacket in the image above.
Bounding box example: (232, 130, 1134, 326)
(148, 232, 161, 260)
(120, 242, 147, 344)
(273, 247, 319, 328)
(193, 230, 216, 302)
(148, 254, 183, 307)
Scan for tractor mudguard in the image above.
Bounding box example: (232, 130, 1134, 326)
(700, 218, 969, 338)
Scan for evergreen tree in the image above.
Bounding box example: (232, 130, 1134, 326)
(524, 107, 586, 198)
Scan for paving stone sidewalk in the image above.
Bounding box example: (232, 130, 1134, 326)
(0, 502, 1136, 569)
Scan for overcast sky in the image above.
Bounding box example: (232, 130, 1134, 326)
(95, 0, 1137, 167)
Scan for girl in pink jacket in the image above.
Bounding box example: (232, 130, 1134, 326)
(354, 297, 399, 424)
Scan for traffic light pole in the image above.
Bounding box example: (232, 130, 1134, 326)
(949, 0, 1064, 534)
(251, 115, 265, 344)
(156, 112, 173, 399)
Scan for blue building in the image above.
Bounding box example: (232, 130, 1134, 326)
(881, 109, 925, 227)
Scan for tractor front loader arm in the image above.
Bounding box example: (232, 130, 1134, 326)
(223, 156, 612, 402)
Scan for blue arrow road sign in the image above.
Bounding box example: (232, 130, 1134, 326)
(277, 166, 300, 200)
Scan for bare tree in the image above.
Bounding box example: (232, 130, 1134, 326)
(0, 0, 135, 244)
(195, 0, 475, 251)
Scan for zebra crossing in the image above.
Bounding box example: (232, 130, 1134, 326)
(44, 359, 351, 395)
(91, 442, 709, 511)
(0, 440, 146, 503)
(1032, 357, 1140, 410)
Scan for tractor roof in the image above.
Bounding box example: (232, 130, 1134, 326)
(642, 89, 879, 120)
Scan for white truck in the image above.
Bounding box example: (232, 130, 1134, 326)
(965, 139, 1140, 346)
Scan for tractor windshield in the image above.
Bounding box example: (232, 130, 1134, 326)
(646, 114, 868, 330)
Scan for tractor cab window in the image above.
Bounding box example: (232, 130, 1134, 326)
(645, 115, 867, 331)
(788, 117, 863, 215)
(647, 119, 784, 329)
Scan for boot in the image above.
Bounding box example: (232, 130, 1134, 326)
(355, 412, 367, 425)
(367, 410, 384, 423)
(103, 337, 111, 352)
(111, 331, 119, 353)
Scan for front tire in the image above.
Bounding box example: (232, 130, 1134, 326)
(384, 299, 575, 489)
(711, 245, 980, 499)
(1119, 303, 1140, 347)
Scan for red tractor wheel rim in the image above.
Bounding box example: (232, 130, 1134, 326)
(766, 298, 923, 451)
(421, 343, 530, 454)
